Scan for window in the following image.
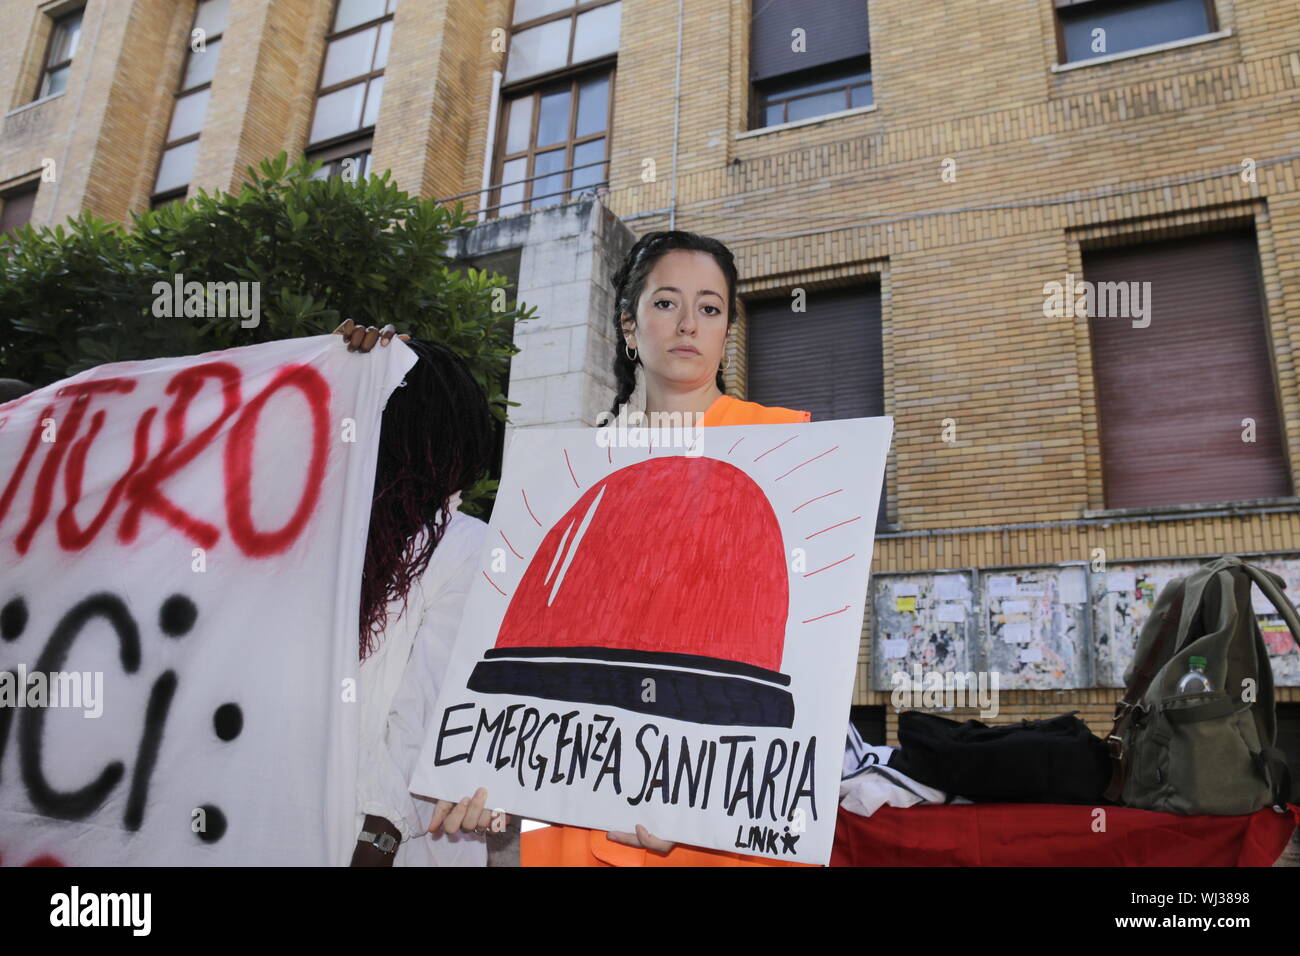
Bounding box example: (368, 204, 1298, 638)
(307, 137, 373, 182)
(35, 6, 83, 100)
(756, 58, 872, 128)
(746, 286, 888, 527)
(1054, 0, 1216, 64)
(488, 1, 619, 217)
(1085, 229, 1290, 509)
(150, 192, 186, 211)
(151, 0, 229, 205)
(1, 181, 39, 237)
(305, 0, 396, 179)
(750, 0, 870, 130)
(504, 0, 620, 84)
(492, 73, 611, 215)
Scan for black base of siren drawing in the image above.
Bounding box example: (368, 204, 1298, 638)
(468, 646, 795, 728)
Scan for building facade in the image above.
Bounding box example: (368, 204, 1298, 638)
(3, 0, 1299, 752)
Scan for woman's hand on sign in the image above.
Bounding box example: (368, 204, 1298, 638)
(428, 787, 507, 836)
(606, 824, 676, 854)
(334, 319, 409, 352)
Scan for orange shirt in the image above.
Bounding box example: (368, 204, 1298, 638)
(520, 392, 815, 867)
(700, 393, 811, 427)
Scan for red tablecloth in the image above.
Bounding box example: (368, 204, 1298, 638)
(830, 801, 1300, 866)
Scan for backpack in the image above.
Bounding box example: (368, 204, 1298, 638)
(1103, 555, 1300, 815)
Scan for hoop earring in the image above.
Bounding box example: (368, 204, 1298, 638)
(625, 344, 638, 361)
(719, 353, 731, 372)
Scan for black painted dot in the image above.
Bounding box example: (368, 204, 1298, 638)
(0, 597, 27, 642)
(196, 804, 227, 843)
(214, 703, 243, 741)
(159, 595, 197, 637)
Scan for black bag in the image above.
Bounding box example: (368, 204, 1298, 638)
(889, 710, 1114, 804)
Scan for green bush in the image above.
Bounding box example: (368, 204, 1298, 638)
(0, 152, 534, 518)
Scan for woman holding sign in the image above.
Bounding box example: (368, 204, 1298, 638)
(519, 231, 814, 867)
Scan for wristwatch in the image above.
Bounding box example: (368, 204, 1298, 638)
(359, 829, 399, 854)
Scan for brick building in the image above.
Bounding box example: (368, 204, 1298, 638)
(2, 0, 1299, 760)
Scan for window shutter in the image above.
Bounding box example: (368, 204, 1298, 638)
(0, 184, 37, 235)
(746, 286, 886, 524)
(751, 0, 870, 82)
(1085, 229, 1291, 509)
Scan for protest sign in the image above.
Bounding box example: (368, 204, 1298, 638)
(410, 416, 893, 864)
(0, 335, 413, 864)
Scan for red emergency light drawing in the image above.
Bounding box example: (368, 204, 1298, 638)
(468, 455, 796, 727)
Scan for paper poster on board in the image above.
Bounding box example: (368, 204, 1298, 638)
(409, 415, 893, 865)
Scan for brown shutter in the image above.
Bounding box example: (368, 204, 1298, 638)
(751, 0, 870, 82)
(1085, 229, 1291, 509)
(746, 285, 886, 524)
(0, 183, 37, 235)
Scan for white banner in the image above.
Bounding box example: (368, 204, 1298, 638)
(0, 334, 413, 865)
(410, 416, 893, 864)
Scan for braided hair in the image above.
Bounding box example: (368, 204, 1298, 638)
(608, 230, 740, 418)
(359, 338, 494, 660)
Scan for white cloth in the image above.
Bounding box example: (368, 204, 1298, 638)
(839, 764, 973, 817)
(843, 721, 897, 777)
(838, 722, 971, 817)
(356, 506, 490, 865)
(0, 335, 415, 865)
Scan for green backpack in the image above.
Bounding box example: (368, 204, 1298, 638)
(1103, 556, 1299, 815)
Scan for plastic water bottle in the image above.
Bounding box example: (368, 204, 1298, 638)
(1176, 655, 1213, 693)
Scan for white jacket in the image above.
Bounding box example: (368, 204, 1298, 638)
(355, 505, 490, 865)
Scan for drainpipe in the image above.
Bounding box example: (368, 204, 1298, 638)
(668, 0, 683, 230)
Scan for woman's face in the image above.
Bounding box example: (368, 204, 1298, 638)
(621, 249, 730, 391)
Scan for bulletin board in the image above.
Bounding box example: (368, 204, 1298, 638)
(870, 571, 978, 690)
(1091, 554, 1300, 687)
(1253, 555, 1300, 685)
(977, 565, 1092, 689)
(1090, 560, 1199, 688)
(872, 554, 1300, 694)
